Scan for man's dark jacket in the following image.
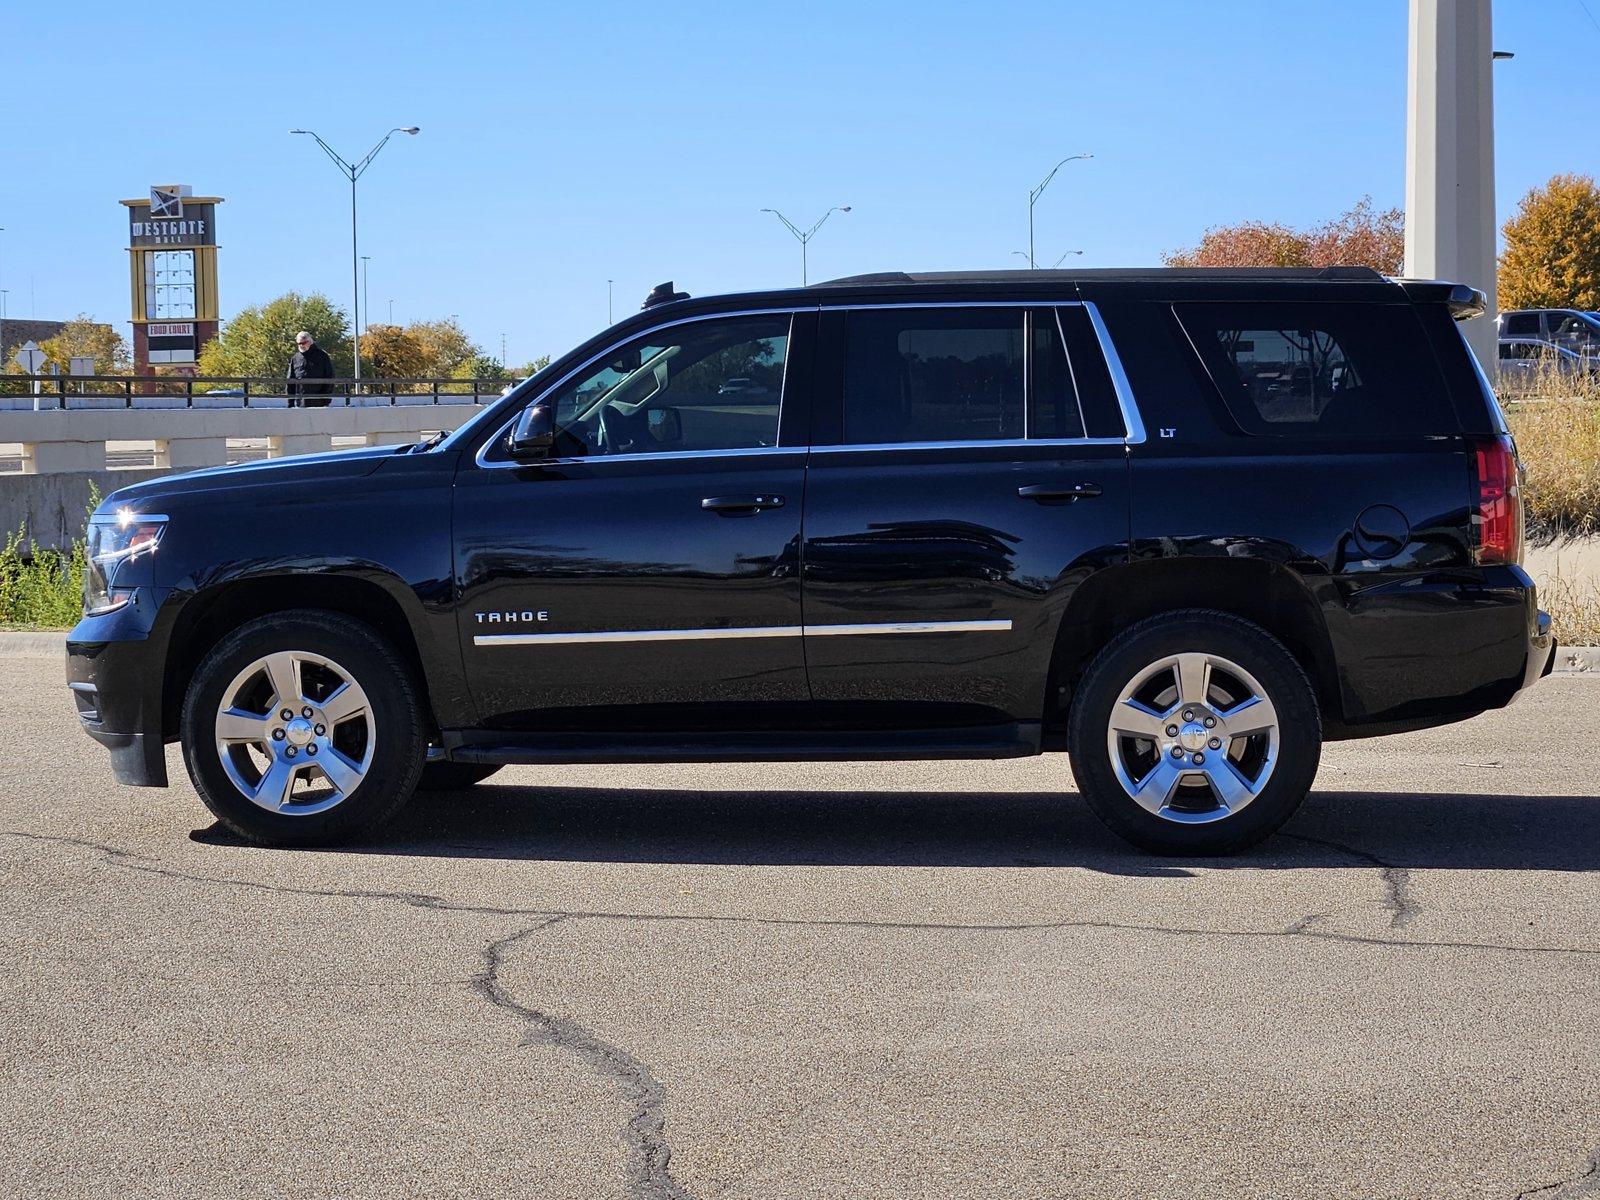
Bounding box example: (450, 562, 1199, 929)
(287, 343, 335, 406)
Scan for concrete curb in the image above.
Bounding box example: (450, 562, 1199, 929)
(0, 631, 68, 657)
(1553, 645, 1600, 674)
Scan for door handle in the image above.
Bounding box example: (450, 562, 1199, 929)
(1017, 482, 1102, 503)
(701, 494, 786, 514)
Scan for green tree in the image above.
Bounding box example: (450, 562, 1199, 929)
(38, 315, 130, 374)
(198, 292, 352, 379)
(408, 317, 478, 377)
(359, 324, 429, 379)
(452, 353, 509, 382)
(1499, 174, 1600, 311)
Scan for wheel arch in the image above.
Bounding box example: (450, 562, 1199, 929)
(1044, 556, 1340, 741)
(161, 570, 444, 741)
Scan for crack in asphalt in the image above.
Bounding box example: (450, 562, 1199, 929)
(1277, 831, 1419, 929)
(11, 827, 1600, 1200)
(1516, 1146, 1600, 1198)
(474, 918, 698, 1200)
(3, 829, 1596, 957)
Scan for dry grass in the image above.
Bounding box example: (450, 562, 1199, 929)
(1541, 573, 1600, 645)
(1504, 389, 1600, 536)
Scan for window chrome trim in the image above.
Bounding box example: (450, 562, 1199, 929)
(473, 618, 1013, 647)
(473, 307, 810, 469)
(1082, 302, 1147, 443)
(808, 437, 1128, 454)
(1054, 307, 1092, 440)
(469, 299, 1147, 469)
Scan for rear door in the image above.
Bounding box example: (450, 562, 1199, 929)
(798, 303, 1135, 727)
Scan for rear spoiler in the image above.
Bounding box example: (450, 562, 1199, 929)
(1394, 278, 1488, 320)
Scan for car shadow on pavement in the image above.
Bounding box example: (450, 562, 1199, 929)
(194, 784, 1600, 875)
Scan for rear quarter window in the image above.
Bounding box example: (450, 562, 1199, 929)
(1175, 302, 1459, 438)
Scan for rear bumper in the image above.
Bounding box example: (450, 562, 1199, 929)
(1327, 564, 1556, 737)
(66, 588, 173, 787)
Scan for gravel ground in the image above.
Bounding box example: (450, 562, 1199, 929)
(2, 653, 1598, 1200)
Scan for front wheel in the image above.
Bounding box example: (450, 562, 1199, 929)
(180, 610, 427, 846)
(1067, 610, 1321, 855)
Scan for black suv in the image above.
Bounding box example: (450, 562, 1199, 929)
(66, 268, 1555, 854)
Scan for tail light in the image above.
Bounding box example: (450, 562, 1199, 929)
(1471, 434, 1523, 565)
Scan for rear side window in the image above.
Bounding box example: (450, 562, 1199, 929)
(840, 306, 1125, 445)
(1502, 312, 1539, 337)
(1175, 302, 1458, 438)
(842, 308, 1023, 444)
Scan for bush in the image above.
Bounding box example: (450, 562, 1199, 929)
(0, 526, 86, 630)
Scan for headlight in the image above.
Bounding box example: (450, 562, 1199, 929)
(84, 508, 168, 616)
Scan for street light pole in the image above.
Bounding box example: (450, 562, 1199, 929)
(607, 279, 614, 325)
(1028, 154, 1092, 269)
(361, 255, 371, 331)
(760, 206, 851, 285)
(289, 126, 420, 381)
(1013, 249, 1084, 268)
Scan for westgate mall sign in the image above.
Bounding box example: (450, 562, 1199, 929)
(128, 187, 218, 247)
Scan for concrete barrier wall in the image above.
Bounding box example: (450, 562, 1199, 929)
(2, 469, 170, 550)
(0, 403, 482, 549)
(0, 403, 479, 474)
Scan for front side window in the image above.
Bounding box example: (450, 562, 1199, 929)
(1176, 302, 1457, 437)
(538, 315, 789, 458)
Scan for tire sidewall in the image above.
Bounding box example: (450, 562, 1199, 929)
(1068, 613, 1321, 855)
(181, 611, 425, 845)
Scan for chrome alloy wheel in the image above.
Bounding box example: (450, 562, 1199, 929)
(213, 650, 376, 815)
(1104, 651, 1280, 825)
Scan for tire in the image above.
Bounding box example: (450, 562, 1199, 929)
(180, 609, 427, 846)
(417, 761, 502, 791)
(1067, 609, 1321, 855)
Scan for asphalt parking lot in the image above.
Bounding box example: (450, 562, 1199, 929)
(2, 652, 1598, 1200)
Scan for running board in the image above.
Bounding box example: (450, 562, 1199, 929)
(443, 723, 1041, 766)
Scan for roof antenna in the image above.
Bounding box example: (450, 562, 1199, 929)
(643, 281, 690, 309)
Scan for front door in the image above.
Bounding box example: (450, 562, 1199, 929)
(800, 304, 1133, 726)
(454, 310, 811, 731)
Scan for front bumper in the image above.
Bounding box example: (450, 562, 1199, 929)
(66, 587, 174, 788)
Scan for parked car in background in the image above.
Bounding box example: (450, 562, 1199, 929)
(1499, 308, 1600, 355)
(1497, 337, 1599, 384)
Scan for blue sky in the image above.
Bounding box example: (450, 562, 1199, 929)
(3, 1, 1596, 365)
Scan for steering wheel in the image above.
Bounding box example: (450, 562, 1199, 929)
(596, 405, 631, 455)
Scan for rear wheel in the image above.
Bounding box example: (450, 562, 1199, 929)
(180, 610, 426, 846)
(1067, 610, 1321, 854)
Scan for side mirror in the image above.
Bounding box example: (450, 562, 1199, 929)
(507, 403, 556, 459)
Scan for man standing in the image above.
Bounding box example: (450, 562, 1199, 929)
(286, 331, 335, 408)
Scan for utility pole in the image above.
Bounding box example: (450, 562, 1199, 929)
(607, 279, 614, 325)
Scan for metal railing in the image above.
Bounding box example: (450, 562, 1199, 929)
(0, 374, 517, 409)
